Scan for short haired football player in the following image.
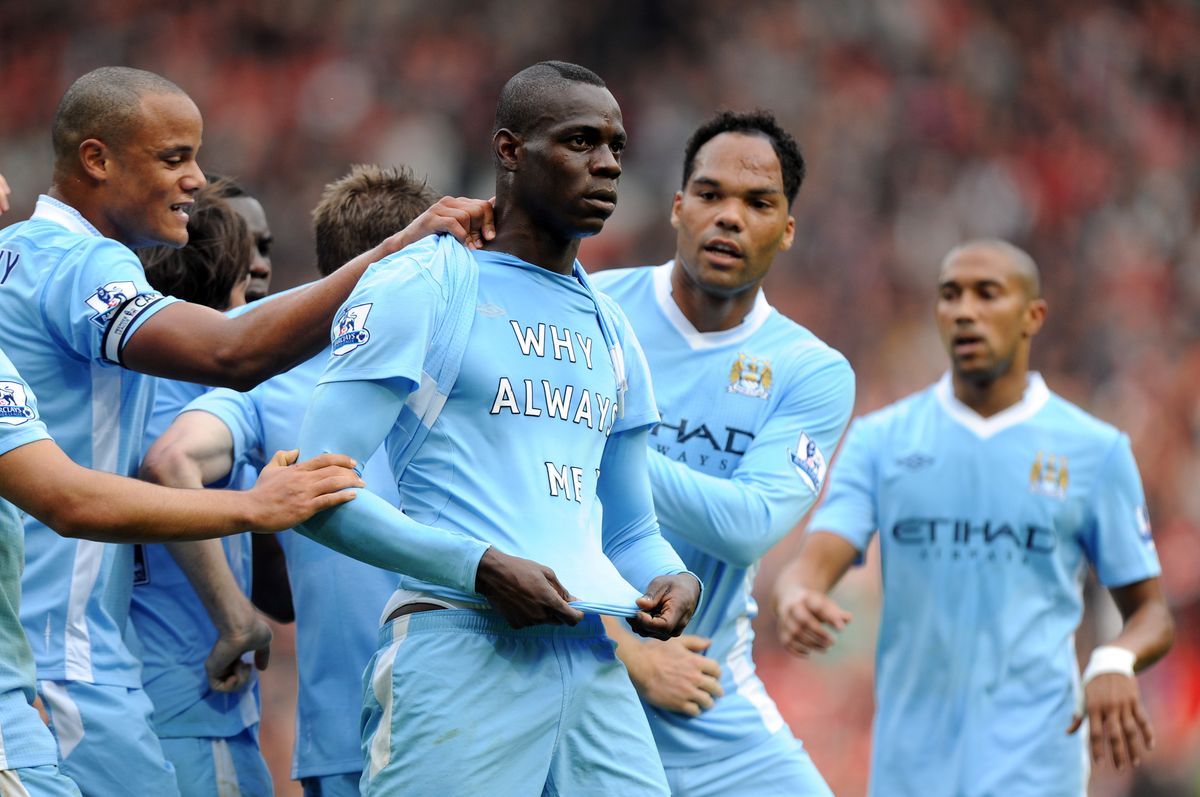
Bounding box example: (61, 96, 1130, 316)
(773, 240, 1174, 796)
(592, 110, 853, 797)
(140, 177, 254, 310)
(0, 344, 359, 797)
(141, 164, 443, 797)
(294, 61, 701, 795)
(0, 65, 494, 795)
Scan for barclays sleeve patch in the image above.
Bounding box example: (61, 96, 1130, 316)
(0, 381, 36, 425)
(790, 430, 827, 493)
(332, 303, 373, 356)
(85, 281, 139, 329)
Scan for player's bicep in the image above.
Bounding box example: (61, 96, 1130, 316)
(140, 409, 237, 487)
(298, 379, 409, 469)
(120, 301, 244, 384)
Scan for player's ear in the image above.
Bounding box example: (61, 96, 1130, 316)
(493, 129, 522, 173)
(1023, 298, 1047, 338)
(778, 214, 796, 252)
(669, 191, 684, 230)
(78, 138, 111, 183)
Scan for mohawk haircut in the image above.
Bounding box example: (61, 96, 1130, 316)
(139, 178, 251, 311)
(312, 164, 439, 276)
(52, 67, 187, 175)
(493, 61, 606, 136)
(682, 110, 806, 205)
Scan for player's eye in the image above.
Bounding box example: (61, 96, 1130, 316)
(257, 239, 272, 257)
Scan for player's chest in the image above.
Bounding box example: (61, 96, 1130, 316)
(454, 282, 617, 431)
(646, 346, 777, 473)
(876, 433, 1091, 565)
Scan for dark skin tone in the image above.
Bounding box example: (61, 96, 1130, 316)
(480, 81, 699, 636)
(774, 242, 1174, 774)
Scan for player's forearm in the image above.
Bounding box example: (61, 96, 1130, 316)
(647, 452, 796, 568)
(776, 531, 858, 596)
(167, 539, 257, 634)
(598, 430, 689, 590)
(1107, 578, 1175, 671)
(52, 462, 259, 543)
(296, 489, 488, 591)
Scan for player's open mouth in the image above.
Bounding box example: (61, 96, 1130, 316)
(170, 202, 192, 222)
(953, 334, 985, 353)
(703, 239, 743, 263)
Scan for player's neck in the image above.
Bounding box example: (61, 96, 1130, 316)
(484, 205, 581, 276)
(670, 261, 758, 333)
(952, 367, 1028, 418)
(48, 184, 112, 240)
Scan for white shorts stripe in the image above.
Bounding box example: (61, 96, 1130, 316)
(367, 617, 410, 779)
(212, 738, 239, 797)
(0, 769, 33, 797)
(38, 682, 84, 760)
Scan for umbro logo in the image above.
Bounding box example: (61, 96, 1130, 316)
(896, 453, 934, 470)
(477, 303, 506, 318)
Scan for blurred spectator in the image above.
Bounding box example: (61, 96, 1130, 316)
(2, 2, 1197, 794)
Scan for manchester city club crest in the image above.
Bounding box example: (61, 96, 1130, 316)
(0, 381, 35, 426)
(728, 353, 772, 399)
(332, 303, 373, 356)
(1029, 451, 1068, 499)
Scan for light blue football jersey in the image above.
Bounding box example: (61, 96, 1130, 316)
(183, 344, 400, 780)
(811, 372, 1162, 797)
(315, 243, 678, 605)
(591, 263, 855, 765)
(0, 348, 62, 770)
(0, 196, 180, 686)
(127, 371, 258, 739)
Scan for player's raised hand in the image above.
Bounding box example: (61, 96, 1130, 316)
(630, 573, 701, 640)
(474, 547, 585, 629)
(0, 173, 10, 215)
(245, 450, 363, 532)
(1067, 672, 1155, 772)
(378, 195, 497, 255)
(205, 614, 272, 693)
(626, 635, 723, 717)
(774, 585, 852, 658)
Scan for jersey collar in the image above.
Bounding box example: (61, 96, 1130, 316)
(33, 195, 105, 238)
(651, 261, 772, 351)
(935, 371, 1050, 439)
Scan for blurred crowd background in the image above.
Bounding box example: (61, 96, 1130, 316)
(2, 0, 1198, 794)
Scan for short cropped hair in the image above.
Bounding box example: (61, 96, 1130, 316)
(311, 164, 439, 276)
(52, 67, 186, 174)
(682, 110, 806, 205)
(493, 61, 606, 136)
(139, 178, 251, 310)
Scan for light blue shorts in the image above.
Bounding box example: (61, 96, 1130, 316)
(300, 772, 359, 797)
(360, 610, 669, 797)
(160, 725, 272, 797)
(37, 680, 178, 797)
(0, 765, 81, 797)
(663, 728, 833, 797)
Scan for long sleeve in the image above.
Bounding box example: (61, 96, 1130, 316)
(598, 427, 692, 591)
(648, 356, 854, 568)
(296, 379, 489, 592)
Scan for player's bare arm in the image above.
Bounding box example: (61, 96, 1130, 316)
(139, 410, 276, 693)
(601, 615, 723, 716)
(773, 530, 857, 657)
(1067, 576, 1174, 772)
(0, 439, 362, 544)
(121, 196, 496, 390)
(0, 172, 10, 215)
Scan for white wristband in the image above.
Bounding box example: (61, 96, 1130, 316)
(1076, 645, 1137, 717)
(1082, 645, 1136, 686)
